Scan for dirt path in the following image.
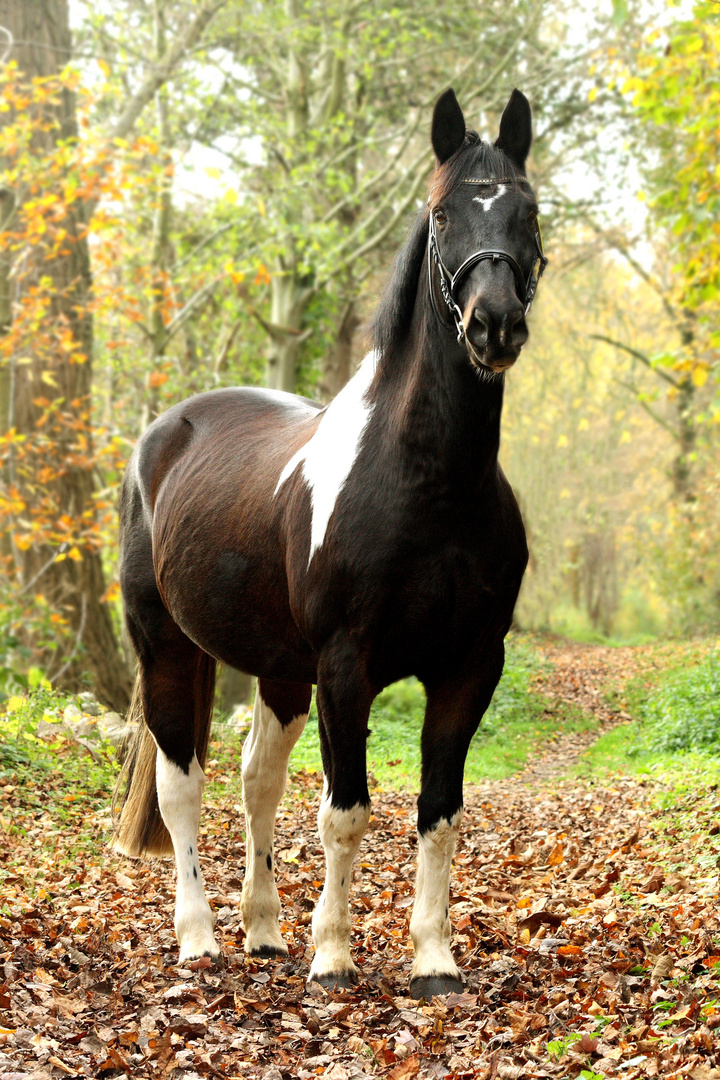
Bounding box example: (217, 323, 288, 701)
(513, 639, 640, 783)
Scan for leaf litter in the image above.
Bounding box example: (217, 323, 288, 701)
(0, 643, 719, 1080)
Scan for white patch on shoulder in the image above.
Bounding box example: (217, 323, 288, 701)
(473, 184, 508, 213)
(274, 350, 379, 566)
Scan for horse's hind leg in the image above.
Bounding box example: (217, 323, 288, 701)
(409, 645, 504, 998)
(115, 531, 218, 962)
(240, 678, 311, 956)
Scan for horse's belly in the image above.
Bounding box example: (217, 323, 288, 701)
(158, 544, 317, 682)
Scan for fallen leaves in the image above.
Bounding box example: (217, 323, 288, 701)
(0, 643, 719, 1078)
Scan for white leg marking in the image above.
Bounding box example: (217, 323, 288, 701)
(473, 184, 508, 212)
(410, 810, 463, 981)
(156, 751, 218, 962)
(274, 350, 379, 566)
(309, 785, 371, 981)
(241, 693, 307, 955)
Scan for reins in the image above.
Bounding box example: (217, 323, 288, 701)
(427, 178, 548, 345)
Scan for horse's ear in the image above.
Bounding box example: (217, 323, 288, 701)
(431, 88, 466, 164)
(495, 89, 532, 173)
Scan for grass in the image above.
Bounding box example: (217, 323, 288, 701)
(569, 647, 720, 886)
(211, 634, 597, 793)
(574, 648, 720, 779)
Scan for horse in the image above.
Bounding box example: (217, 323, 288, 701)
(113, 86, 548, 999)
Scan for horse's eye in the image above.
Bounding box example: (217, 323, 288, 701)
(435, 210, 447, 226)
(528, 209, 538, 224)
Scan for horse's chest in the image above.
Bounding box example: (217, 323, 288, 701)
(298, 480, 527, 673)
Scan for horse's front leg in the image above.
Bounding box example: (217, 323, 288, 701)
(309, 642, 373, 988)
(241, 678, 312, 956)
(410, 647, 505, 998)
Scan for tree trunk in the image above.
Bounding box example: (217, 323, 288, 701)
(0, 0, 132, 709)
(265, 251, 312, 392)
(319, 299, 361, 402)
(140, 0, 174, 432)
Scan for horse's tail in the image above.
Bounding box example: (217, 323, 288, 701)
(111, 653, 216, 858)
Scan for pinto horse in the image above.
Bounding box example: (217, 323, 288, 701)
(114, 87, 547, 999)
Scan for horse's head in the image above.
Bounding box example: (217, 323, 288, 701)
(428, 88, 547, 374)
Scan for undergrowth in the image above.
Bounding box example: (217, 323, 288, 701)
(576, 647, 720, 779)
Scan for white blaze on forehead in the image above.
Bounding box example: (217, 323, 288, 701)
(473, 184, 508, 213)
(274, 350, 379, 566)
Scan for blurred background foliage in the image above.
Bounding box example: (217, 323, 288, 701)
(0, 0, 717, 706)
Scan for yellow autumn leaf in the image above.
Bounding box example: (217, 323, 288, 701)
(67, 545, 83, 561)
(692, 366, 709, 388)
(556, 434, 568, 448)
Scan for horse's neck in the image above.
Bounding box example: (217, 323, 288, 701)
(374, 311, 504, 486)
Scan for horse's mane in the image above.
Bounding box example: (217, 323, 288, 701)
(372, 131, 523, 357)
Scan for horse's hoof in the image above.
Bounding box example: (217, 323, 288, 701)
(309, 969, 358, 990)
(409, 974, 463, 999)
(248, 943, 289, 959)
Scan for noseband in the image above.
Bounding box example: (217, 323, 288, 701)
(428, 177, 548, 345)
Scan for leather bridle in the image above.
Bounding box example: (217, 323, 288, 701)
(427, 177, 548, 345)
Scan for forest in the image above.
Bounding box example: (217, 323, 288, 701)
(0, 0, 716, 702)
(0, 1, 719, 1079)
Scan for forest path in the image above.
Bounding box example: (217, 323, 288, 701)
(5, 639, 720, 1080)
(508, 638, 649, 784)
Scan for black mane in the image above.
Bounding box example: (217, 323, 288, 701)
(372, 132, 522, 357)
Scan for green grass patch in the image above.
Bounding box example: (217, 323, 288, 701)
(0, 684, 120, 873)
(211, 635, 596, 793)
(575, 648, 720, 779)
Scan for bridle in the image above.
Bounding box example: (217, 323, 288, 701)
(427, 177, 548, 345)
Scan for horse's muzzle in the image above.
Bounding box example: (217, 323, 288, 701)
(464, 299, 528, 373)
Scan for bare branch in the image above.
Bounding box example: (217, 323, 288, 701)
(321, 116, 420, 226)
(213, 319, 244, 381)
(329, 141, 432, 267)
(577, 209, 681, 326)
(452, 0, 545, 107)
(247, 307, 314, 344)
(162, 274, 224, 347)
(0, 24, 13, 67)
(590, 333, 681, 389)
(111, 0, 229, 143)
(614, 378, 679, 438)
(333, 158, 431, 275)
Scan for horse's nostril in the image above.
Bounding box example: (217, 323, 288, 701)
(472, 308, 489, 347)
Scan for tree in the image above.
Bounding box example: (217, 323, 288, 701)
(0, 0, 226, 707)
(142, 0, 629, 395)
(585, 2, 720, 505)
